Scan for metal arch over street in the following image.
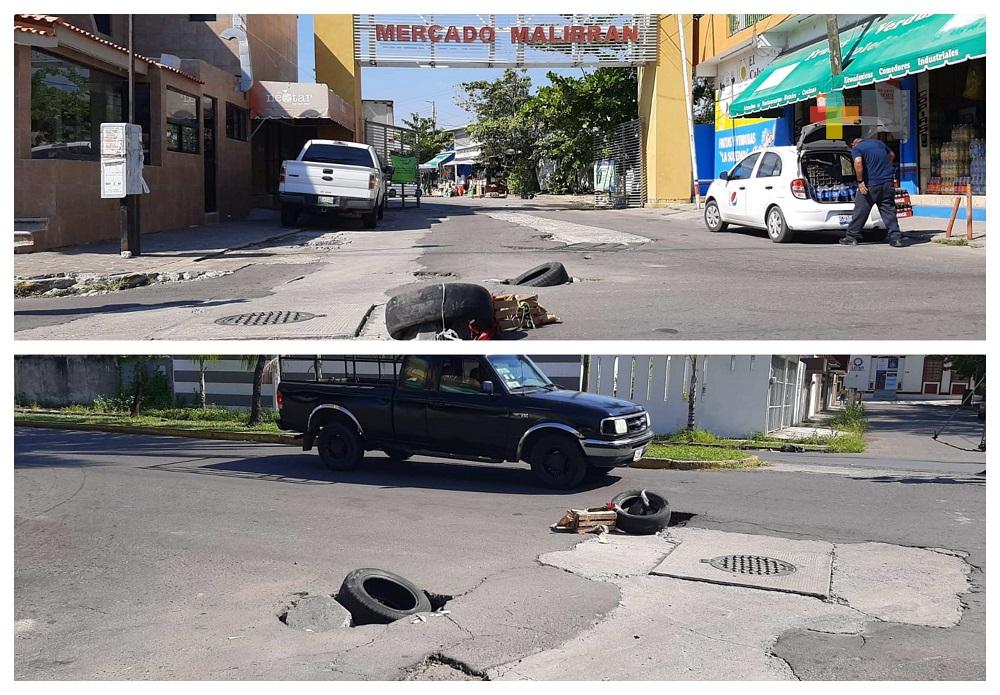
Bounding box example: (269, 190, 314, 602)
(353, 14, 659, 68)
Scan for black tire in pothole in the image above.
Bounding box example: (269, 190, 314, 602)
(316, 421, 364, 471)
(336, 568, 432, 625)
(385, 283, 494, 340)
(612, 489, 671, 535)
(508, 261, 570, 287)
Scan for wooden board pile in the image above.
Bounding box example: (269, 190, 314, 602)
(493, 293, 562, 332)
(551, 507, 618, 534)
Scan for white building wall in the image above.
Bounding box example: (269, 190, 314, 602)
(585, 355, 777, 437)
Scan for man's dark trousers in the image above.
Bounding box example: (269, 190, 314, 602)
(845, 181, 901, 242)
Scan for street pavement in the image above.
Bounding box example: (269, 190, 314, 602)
(15, 420, 984, 680)
(14, 197, 986, 340)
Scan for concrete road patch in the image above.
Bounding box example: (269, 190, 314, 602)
(538, 534, 677, 581)
(280, 594, 352, 631)
(485, 211, 650, 246)
(832, 543, 969, 626)
(651, 527, 834, 598)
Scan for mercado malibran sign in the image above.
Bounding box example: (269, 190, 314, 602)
(354, 14, 658, 68)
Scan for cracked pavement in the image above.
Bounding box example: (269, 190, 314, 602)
(14, 426, 984, 680)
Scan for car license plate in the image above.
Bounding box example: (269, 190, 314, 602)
(317, 195, 338, 206)
(633, 447, 645, 462)
(838, 215, 851, 225)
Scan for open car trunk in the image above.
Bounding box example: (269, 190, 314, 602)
(797, 122, 863, 204)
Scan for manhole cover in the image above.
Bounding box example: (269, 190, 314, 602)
(215, 311, 318, 326)
(703, 555, 797, 576)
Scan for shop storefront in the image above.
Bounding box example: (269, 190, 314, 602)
(726, 15, 985, 205)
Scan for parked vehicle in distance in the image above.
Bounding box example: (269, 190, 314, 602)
(704, 123, 887, 243)
(278, 140, 389, 228)
(276, 355, 653, 489)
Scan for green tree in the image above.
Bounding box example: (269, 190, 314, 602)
(692, 78, 715, 124)
(192, 355, 220, 409)
(458, 69, 539, 191)
(401, 112, 454, 165)
(241, 356, 279, 426)
(525, 67, 638, 193)
(118, 356, 170, 416)
(943, 355, 986, 392)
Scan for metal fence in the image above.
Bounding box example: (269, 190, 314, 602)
(766, 355, 804, 432)
(363, 120, 421, 206)
(727, 14, 771, 36)
(593, 119, 646, 209)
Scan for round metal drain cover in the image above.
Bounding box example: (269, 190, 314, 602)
(704, 555, 797, 576)
(215, 311, 318, 326)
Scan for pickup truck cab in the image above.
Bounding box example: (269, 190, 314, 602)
(278, 140, 389, 229)
(276, 355, 653, 489)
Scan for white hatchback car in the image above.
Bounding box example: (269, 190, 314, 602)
(704, 124, 887, 243)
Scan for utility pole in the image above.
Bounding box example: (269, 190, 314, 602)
(425, 100, 437, 132)
(677, 14, 701, 208)
(825, 15, 843, 76)
(122, 14, 141, 257)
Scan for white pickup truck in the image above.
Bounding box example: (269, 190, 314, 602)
(278, 140, 390, 228)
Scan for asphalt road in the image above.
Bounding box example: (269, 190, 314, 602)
(14, 197, 986, 340)
(15, 426, 984, 680)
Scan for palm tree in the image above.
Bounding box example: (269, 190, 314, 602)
(192, 355, 220, 408)
(686, 355, 699, 431)
(242, 356, 280, 426)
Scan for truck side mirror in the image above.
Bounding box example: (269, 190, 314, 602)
(481, 380, 495, 395)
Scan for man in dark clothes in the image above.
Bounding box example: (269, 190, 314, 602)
(841, 137, 905, 247)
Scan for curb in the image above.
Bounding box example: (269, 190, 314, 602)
(14, 418, 300, 445)
(631, 455, 763, 470)
(653, 440, 831, 453)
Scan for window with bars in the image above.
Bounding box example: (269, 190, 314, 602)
(225, 102, 249, 141)
(728, 14, 771, 36)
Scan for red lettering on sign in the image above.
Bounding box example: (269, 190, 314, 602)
(569, 26, 585, 42)
(412, 25, 426, 42)
(622, 25, 638, 42)
(462, 26, 477, 42)
(444, 26, 460, 42)
(397, 25, 411, 41)
(606, 26, 620, 41)
(587, 25, 602, 42)
(510, 26, 529, 43)
(428, 25, 442, 42)
(375, 24, 395, 41)
(480, 27, 495, 43)
(531, 26, 547, 43)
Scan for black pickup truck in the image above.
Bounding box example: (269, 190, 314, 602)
(276, 355, 653, 489)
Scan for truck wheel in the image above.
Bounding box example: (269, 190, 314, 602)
(316, 421, 363, 471)
(362, 209, 378, 229)
(611, 489, 671, 535)
(529, 433, 587, 489)
(385, 283, 494, 340)
(384, 448, 412, 461)
(281, 204, 300, 227)
(336, 568, 431, 626)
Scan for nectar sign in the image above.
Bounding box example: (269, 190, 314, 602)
(355, 14, 658, 68)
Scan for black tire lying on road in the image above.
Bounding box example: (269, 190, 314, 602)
(336, 568, 432, 625)
(385, 283, 494, 339)
(611, 489, 671, 535)
(508, 261, 570, 287)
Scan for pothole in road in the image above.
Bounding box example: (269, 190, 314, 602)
(404, 655, 487, 681)
(655, 327, 679, 335)
(278, 593, 352, 632)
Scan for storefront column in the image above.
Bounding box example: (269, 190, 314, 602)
(899, 75, 920, 193)
(777, 105, 795, 146)
(314, 15, 362, 140)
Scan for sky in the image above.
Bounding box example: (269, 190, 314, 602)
(296, 15, 585, 129)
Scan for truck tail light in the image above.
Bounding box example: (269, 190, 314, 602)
(790, 178, 808, 199)
(369, 173, 377, 190)
(276, 390, 284, 409)
(280, 163, 286, 184)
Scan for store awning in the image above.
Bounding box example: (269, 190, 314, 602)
(419, 151, 455, 170)
(727, 24, 868, 118)
(839, 15, 986, 89)
(249, 81, 355, 131)
(452, 145, 481, 166)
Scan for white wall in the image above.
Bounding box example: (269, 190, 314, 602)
(585, 355, 777, 437)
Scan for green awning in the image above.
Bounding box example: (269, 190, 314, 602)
(840, 14, 985, 89)
(419, 151, 455, 170)
(727, 25, 867, 118)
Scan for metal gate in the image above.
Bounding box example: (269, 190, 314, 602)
(363, 120, 421, 207)
(593, 119, 645, 208)
(767, 356, 800, 432)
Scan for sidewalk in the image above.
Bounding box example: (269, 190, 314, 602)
(14, 213, 293, 281)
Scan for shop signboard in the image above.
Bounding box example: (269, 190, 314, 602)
(714, 98, 777, 178)
(390, 155, 418, 184)
(354, 14, 658, 68)
(843, 356, 870, 390)
(594, 159, 617, 193)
